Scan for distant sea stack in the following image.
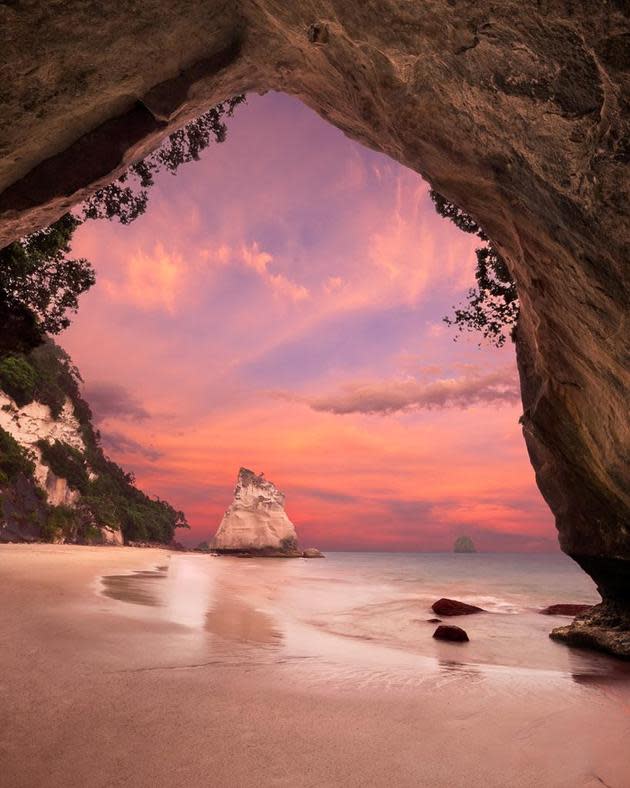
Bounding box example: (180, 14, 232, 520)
(453, 535, 476, 553)
(213, 468, 318, 557)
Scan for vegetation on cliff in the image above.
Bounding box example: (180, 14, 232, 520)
(0, 427, 35, 485)
(430, 190, 519, 347)
(0, 341, 188, 544)
(0, 213, 95, 353)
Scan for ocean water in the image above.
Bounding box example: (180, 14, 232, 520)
(99, 551, 629, 681)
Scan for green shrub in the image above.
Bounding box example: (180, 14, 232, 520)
(0, 427, 35, 482)
(0, 355, 37, 406)
(41, 505, 78, 543)
(84, 461, 187, 543)
(37, 440, 89, 493)
(29, 341, 83, 420)
(0, 342, 89, 421)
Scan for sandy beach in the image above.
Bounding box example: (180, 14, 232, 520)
(1, 544, 629, 788)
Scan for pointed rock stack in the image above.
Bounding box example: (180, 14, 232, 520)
(212, 468, 301, 556)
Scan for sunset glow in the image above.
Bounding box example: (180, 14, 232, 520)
(62, 93, 554, 551)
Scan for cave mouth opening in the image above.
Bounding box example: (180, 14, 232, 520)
(53, 91, 554, 559)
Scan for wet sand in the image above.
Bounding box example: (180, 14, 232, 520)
(1, 544, 629, 788)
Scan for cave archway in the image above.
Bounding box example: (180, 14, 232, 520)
(1, 2, 628, 652)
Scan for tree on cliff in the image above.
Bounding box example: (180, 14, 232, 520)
(82, 96, 245, 224)
(0, 214, 95, 351)
(430, 190, 519, 347)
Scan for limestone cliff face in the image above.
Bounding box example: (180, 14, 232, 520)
(0, 393, 84, 508)
(0, 388, 123, 545)
(213, 468, 299, 555)
(0, 3, 628, 648)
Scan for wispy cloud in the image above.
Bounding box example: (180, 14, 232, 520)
(100, 430, 162, 461)
(241, 242, 309, 302)
(305, 366, 519, 415)
(102, 243, 185, 312)
(83, 382, 150, 422)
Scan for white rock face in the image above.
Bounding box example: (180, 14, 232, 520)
(100, 526, 124, 546)
(212, 468, 299, 554)
(0, 393, 85, 507)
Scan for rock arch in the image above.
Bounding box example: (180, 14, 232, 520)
(0, 2, 628, 652)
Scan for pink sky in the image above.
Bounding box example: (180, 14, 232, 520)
(61, 92, 556, 551)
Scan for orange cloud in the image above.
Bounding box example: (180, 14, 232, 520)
(103, 243, 184, 312)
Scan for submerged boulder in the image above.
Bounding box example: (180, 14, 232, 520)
(212, 468, 301, 556)
(432, 598, 485, 616)
(433, 625, 469, 643)
(302, 547, 324, 558)
(540, 603, 593, 616)
(453, 535, 476, 553)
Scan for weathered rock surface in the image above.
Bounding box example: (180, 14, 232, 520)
(212, 468, 301, 556)
(550, 602, 630, 660)
(100, 526, 124, 546)
(0, 474, 47, 543)
(432, 598, 485, 616)
(0, 2, 628, 653)
(453, 536, 476, 553)
(540, 603, 593, 616)
(433, 625, 469, 643)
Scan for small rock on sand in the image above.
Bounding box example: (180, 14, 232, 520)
(427, 618, 442, 623)
(433, 625, 469, 643)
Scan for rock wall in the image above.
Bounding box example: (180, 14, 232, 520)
(0, 3, 628, 640)
(213, 468, 300, 555)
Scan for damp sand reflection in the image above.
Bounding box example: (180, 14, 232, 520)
(101, 567, 168, 607)
(100, 555, 286, 650)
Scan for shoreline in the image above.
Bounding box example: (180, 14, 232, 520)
(1, 544, 629, 787)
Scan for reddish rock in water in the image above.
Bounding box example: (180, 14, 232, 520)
(432, 598, 484, 616)
(433, 625, 469, 643)
(540, 604, 592, 616)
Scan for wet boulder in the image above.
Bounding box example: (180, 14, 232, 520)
(432, 598, 484, 616)
(433, 625, 469, 643)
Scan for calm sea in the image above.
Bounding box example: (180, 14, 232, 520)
(99, 550, 630, 681)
